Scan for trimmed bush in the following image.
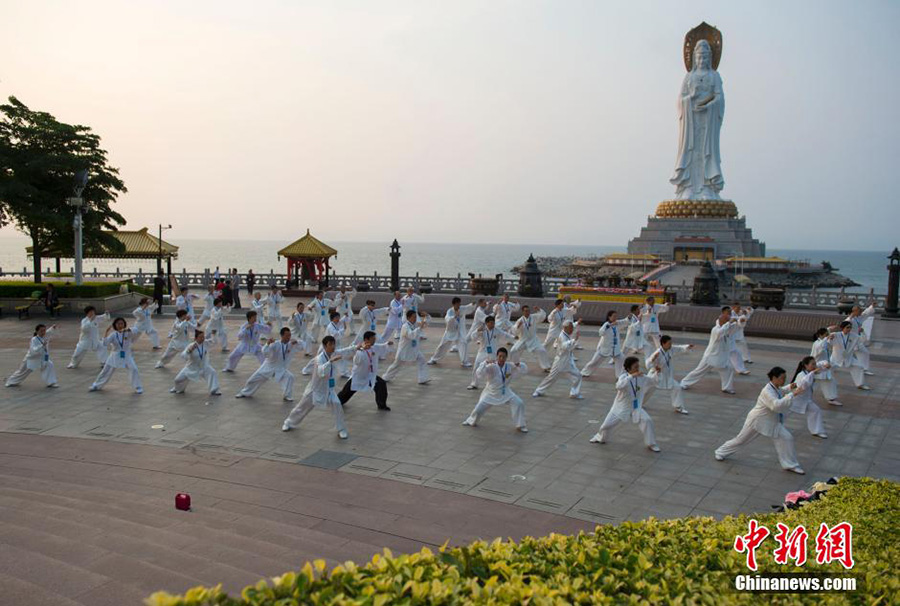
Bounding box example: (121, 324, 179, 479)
(0, 281, 128, 298)
(147, 478, 898, 605)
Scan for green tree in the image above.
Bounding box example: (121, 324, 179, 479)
(0, 96, 127, 282)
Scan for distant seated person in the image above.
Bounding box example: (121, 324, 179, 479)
(41, 284, 60, 314)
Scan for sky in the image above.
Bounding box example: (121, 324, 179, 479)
(1, 0, 898, 251)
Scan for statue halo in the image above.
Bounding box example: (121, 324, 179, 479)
(683, 22, 722, 71)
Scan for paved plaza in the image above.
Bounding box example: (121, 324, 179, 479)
(1, 304, 898, 602)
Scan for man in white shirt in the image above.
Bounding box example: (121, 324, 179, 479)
(509, 305, 550, 371)
(383, 311, 430, 384)
(492, 294, 520, 336)
(462, 347, 529, 432)
(401, 287, 428, 340)
(428, 297, 477, 367)
(337, 331, 392, 410)
(235, 327, 303, 401)
(532, 320, 584, 399)
(543, 298, 581, 350)
(679, 307, 739, 394)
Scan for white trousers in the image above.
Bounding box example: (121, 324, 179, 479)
(92, 362, 143, 391)
(856, 342, 870, 371)
(207, 328, 229, 351)
(593, 409, 656, 446)
(284, 394, 347, 432)
(509, 340, 550, 370)
(468, 350, 497, 387)
(715, 424, 800, 470)
(648, 385, 686, 410)
(581, 351, 623, 377)
(735, 339, 752, 363)
(730, 350, 748, 374)
(819, 377, 838, 401)
(542, 326, 562, 350)
(838, 365, 865, 387)
(793, 402, 826, 436)
(430, 336, 469, 365)
(173, 367, 220, 394)
(466, 397, 526, 429)
(224, 346, 264, 371)
(68, 341, 106, 368)
(158, 341, 188, 367)
(239, 369, 294, 399)
(132, 327, 160, 348)
(6, 361, 57, 387)
(383, 353, 429, 383)
(680, 360, 735, 391)
(533, 359, 582, 396)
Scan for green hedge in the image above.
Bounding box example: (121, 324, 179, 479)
(0, 281, 127, 298)
(147, 478, 898, 605)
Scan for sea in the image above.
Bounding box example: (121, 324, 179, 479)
(0, 236, 890, 292)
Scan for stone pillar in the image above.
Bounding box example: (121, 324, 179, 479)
(390, 240, 401, 292)
(884, 248, 900, 318)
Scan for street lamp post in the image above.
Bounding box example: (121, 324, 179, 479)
(67, 170, 89, 286)
(157, 224, 172, 276)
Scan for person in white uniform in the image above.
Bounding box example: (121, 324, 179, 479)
(5, 324, 59, 388)
(198, 285, 217, 323)
(380, 291, 405, 343)
(223, 311, 272, 372)
(645, 335, 694, 414)
(731, 303, 754, 364)
(175, 287, 200, 320)
(383, 310, 430, 385)
(581, 310, 631, 378)
(462, 347, 529, 432)
(131, 298, 161, 349)
(543, 299, 581, 350)
(787, 356, 828, 439)
(89, 318, 143, 394)
(302, 311, 349, 376)
(714, 367, 806, 474)
(845, 304, 876, 376)
(281, 335, 354, 438)
(354, 300, 390, 346)
(532, 320, 583, 399)
(332, 285, 356, 332)
(493, 294, 520, 337)
(508, 305, 550, 371)
(640, 296, 669, 352)
(464, 299, 491, 343)
(288, 302, 314, 356)
(337, 331, 392, 410)
(251, 291, 268, 325)
(726, 309, 751, 375)
(679, 307, 738, 394)
(401, 287, 428, 340)
(171, 329, 221, 395)
(155, 309, 198, 368)
(622, 305, 647, 360)
(589, 356, 661, 452)
(236, 327, 304, 401)
(205, 297, 231, 352)
(829, 321, 870, 390)
(467, 316, 515, 390)
(810, 328, 842, 406)
(428, 297, 477, 367)
(307, 290, 335, 344)
(267, 285, 285, 330)
(67, 306, 111, 368)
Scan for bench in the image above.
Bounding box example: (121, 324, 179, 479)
(16, 291, 64, 320)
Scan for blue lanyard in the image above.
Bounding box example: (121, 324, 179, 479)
(841, 333, 850, 350)
(281, 342, 288, 360)
(661, 349, 671, 369)
(197, 344, 205, 360)
(500, 363, 508, 394)
(769, 383, 784, 423)
(630, 377, 639, 409)
(116, 332, 125, 351)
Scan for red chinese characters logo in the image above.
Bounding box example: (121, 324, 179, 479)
(815, 522, 855, 569)
(734, 520, 854, 570)
(773, 522, 808, 566)
(734, 519, 770, 571)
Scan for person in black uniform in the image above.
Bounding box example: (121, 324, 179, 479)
(153, 270, 166, 314)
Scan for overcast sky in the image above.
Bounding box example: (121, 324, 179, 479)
(1, 0, 898, 250)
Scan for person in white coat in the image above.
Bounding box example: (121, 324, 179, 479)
(89, 318, 143, 394)
(401, 287, 428, 340)
(508, 305, 550, 371)
(332, 285, 356, 332)
(787, 356, 828, 439)
(198, 285, 218, 323)
(266, 285, 285, 330)
(810, 328, 842, 406)
(205, 297, 232, 352)
(622, 305, 647, 360)
(829, 321, 870, 390)
(845, 304, 876, 376)
(337, 331, 392, 410)
(223, 311, 272, 372)
(175, 287, 200, 320)
(493, 294, 520, 336)
(543, 299, 581, 350)
(581, 310, 631, 378)
(679, 307, 739, 394)
(464, 299, 491, 343)
(67, 306, 111, 369)
(236, 327, 304, 401)
(532, 320, 583, 399)
(281, 335, 354, 438)
(307, 290, 336, 344)
(354, 300, 390, 346)
(131, 298, 161, 349)
(288, 302, 314, 355)
(428, 297, 477, 367)
(171, 329, 221, 395)
(467, 316, 515, 390)
(380, 291, 405, 342)
(462, 348, 529, 432)
(714, 367, 805, 474)
(640, 296, 669, 351)
(589, 356, 661, 452)
(645, 335, 694, 414)
(251, 292, 268, 325)
(302, 311, 349, 376)
(5, 324, 59, 388)
(155, 309, 198, 368)
(383, 311, 430, 384)
(731, 303, 754, 364)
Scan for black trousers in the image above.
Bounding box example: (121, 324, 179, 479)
(153, 294, 164, 314)
(338, 376, 388, 409)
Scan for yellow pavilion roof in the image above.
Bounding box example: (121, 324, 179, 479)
(278, 229, 337, 258)
(27, 227, 178, 259)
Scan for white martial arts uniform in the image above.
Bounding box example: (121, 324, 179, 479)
(811, 336, 839, 402)
(401, 293, 427, 340)
(493, 300, 521, 334)
(5, 328, 58, 387)
(680, 319, 737, 392)
(727, 314, 749, 374)
(198, 291, 217, 323)
(333, 289, 356, 331)
(67, 312, 110, 368)
(509, 310, 550, 370)
(172, 341, 220, 394)
(267, 291, 284, 330)
(465, 304, 491, 342)
(645, 345, 692, 412)
(237, 339, 301, 400)
(830, 330, 866, 388)
(90, 330, 143, 393)
(381, 298, 405, 342)
(622, 313, 647, 358)
(731, 308, 754, 363)
(533, 329, 583, 398)
(283, 347, 355, 433)
(251, 296, 268, 325)
(591, 372, 659, 447)
(429, 303, 477, 366)
(205, 305, 231, 351)
(156, 318, 198, 367)
(383, 321, 429, 384)
(715, 382, 801, 471)
(845, 304, 875, 372)
(789, 368, 827, 437)
(288, 310, 314, 354)
(543, 302, 580, 349)
(308, 297, 335, 343)
(640, 303, 668, 351)
(224, 322, 272, 371)
(354, 306, 390, 346)
(302, 319, 349, 376)
(131, 304, 160, 348)
(175, 294, 199, 320)
(581, 318, 630, 377)
(468, 325, 515, 388)
(463, 360, 528, 429)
